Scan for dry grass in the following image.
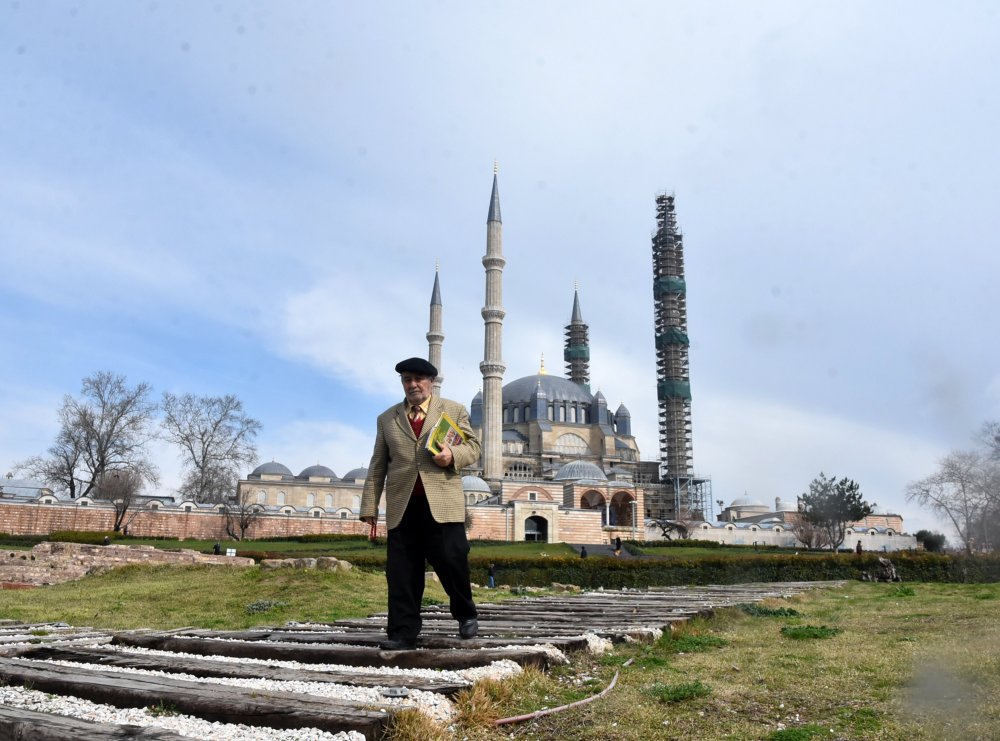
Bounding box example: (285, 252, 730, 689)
(5, 567, 1000, 739)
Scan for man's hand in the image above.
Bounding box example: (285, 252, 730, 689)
(432, 443, 454, 468)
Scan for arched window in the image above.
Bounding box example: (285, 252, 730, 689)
(257, 490, 267, 505)
(569, 406, 577, 423)
(554, 433, 590, 456)
(325, 494, 333, 508)
(276, 491, 286, 506)
(513, 406, 520, 423)
(306, 493, 315, 507)
(547, 404, 554, 421)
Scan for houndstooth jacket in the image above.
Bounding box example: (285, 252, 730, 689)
(360, 396, 481, 530)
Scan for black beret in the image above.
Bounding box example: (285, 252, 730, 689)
(395, 357, 437, 377)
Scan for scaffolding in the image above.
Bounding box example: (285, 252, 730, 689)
(651, 194, 710, 521)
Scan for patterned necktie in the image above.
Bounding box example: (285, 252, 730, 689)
(409, 405, 424, 423)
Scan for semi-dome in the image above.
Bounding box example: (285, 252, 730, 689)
(503, 374, 593, 405)
(341, 467, 369, 482)
(554, 460, 608, 481)
(462, 475, 492, 493)
(250, 461, 293, 478)
(299, 464, 337, 479)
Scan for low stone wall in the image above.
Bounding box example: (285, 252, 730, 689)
(0, 542, 255, 587)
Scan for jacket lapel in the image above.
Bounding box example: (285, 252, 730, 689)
(394, 402, 416, 441)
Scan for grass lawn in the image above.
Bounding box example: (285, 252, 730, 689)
(3, 565, 1000, 739)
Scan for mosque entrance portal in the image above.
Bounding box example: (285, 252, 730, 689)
(524, 515, 549, 542)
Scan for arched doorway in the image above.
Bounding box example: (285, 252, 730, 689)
(609, 492, 634, 528)
(524, 515, 549, 542)
(580, 490, 608, 526)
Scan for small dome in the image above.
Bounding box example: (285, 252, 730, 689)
(554, 461, 608, 481)
(615, 403, 631, 417)
(462, 476, 492, 494)
(341, 467, 369, 482)
(730, 495, 765, 507)
(250, 461, 293, 478)
(299, 465, 337, 479)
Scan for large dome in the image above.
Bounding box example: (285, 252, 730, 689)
(250, 461, 293, 478)
(503, 374, 593, 405)
(554, 460, 608, 482)
(299, 465, 337, 479)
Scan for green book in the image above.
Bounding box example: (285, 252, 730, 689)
(426, 411, 467, 455)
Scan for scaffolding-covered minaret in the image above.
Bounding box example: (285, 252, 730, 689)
(563, 285, 590, 391)
(426, 265, 444, 397)
(479, 165, 506, 488)
(651, 194, 709, 520)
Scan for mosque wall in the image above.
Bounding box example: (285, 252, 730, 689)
(0, 500, 374, 540)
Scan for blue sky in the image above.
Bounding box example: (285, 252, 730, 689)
(2, 2, 998, 536)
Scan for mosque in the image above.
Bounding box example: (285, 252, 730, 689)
(232, 171, 916, 550)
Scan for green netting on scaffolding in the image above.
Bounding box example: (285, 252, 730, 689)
(656, 328, 690, 348)
(653, 276, 687, 297)
(563, 345, 590, 360)
(657, 380, 692, 400)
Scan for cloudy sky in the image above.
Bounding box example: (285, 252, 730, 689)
(3, 2, 998, 536)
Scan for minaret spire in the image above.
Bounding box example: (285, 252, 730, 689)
(426, 262, 444, 396)
(564, 285, 590, 390)
(480, 166, 506, 487)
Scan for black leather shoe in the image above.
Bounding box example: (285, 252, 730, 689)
(379, 638, 416, 651)
(458, 618, 479, 639)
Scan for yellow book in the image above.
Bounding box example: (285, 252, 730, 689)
(426, 411, 467, 455)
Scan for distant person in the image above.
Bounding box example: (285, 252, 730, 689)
(213, 542, 221, 555)
(487, 562, 496, 589)
(856, 540, 863, 555)
(360, 357, 482, 651)
(614, 536, 622, 557)
(580, 545, 588, 558)
(102, 535, 110, 546)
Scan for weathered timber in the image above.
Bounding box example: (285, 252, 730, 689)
(112, 633, 550, 670)
(259, 630, 591, 651)
(14, 645, 469, 695)
(0, 705, 186, 740)
(0, 657, 390, 740)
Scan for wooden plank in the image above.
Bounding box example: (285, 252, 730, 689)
(14, 645, 470, 695)
(0, 704, 186, 740)
(112, 633, 550, 670)
(0, 658, 390, 740)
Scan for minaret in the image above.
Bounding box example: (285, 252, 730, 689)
(651, 193, 698, 515)
(426, 264, 444, 397)
(564, 284, 590, 390)
(480, 165, 506, 486)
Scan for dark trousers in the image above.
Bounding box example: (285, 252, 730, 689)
(385, 493, 477, 641)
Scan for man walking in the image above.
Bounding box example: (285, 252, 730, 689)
(360, 357, 482, 650)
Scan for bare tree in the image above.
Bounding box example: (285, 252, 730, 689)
(222, 488, 262, 541)
(16, 372, 158, 500)
(161, 393, 261, 504)
(94, 468, 147, 532)
(907, 449, 998, 554)
(792, 517, 829, 550)
(650, 519, 690, 540)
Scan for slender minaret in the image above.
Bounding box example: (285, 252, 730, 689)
(426, 264, 444, 397)
(563, 284, 590, 390)
(651, 193, 698, 515)
(480, 165, 506, 486)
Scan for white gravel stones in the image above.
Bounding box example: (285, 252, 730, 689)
(0, 685, 363, 741)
